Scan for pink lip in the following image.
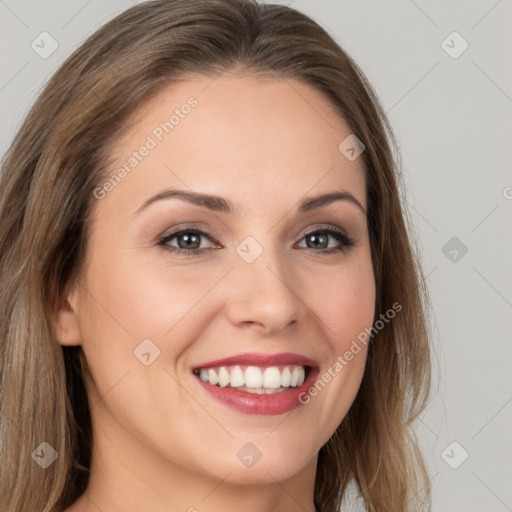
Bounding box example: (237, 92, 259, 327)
(192, 351, 319, 370)
(195, 366, 319, 416)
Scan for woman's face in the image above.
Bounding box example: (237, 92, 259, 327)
(61, 73, 375, 487)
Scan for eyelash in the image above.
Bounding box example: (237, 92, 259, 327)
(157, 226, 356, 257)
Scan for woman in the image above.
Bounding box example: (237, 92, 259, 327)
(0, 1, 432, 511)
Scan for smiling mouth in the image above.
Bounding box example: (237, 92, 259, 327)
(192, 364, 311, 394)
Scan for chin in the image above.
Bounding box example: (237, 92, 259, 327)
(196, 447, 316, 486)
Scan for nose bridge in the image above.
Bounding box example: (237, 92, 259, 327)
(226, 234, 304, 333)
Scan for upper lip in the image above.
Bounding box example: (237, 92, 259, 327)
(192, 352, 319, 370)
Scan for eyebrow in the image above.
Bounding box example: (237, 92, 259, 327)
(134, 188, 367, 216)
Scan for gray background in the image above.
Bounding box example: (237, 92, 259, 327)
(1, 0, 511, 510)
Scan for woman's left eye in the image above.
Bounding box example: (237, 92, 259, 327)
(157, 226, 356, 256)
(297, 227, 356, 254)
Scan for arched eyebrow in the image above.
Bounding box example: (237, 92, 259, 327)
(134, 189, 366, 216)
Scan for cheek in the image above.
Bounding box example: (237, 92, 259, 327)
(305, 254, 376, 346)
(299, 253, 375, 429)
(75, 249, 231, 404)
(80, 249, 226, 341)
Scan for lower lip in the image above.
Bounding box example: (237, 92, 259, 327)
(195, 368, 319, 416)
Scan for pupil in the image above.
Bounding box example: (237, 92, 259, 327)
(179, 233, 200, 249)
(309, 233, 327, 249)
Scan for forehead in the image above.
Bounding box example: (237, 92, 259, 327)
(101, 72, 367, 217)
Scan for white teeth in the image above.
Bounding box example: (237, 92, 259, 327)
(246, 387, 265, 394)
(218, 367, 230, 387)
(208, 368, 218, 386)
(297, 366, 305, 386)
(245, 366, 263, 388)
(196, 364, 310, 390)
(262, 367, 281, 389)
(290, 367, 299, 387)
(230, 366, 245, 387)
(238, 386, 288, 395)
(281, 366, 291, 387)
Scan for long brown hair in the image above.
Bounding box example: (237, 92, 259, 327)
(0, 1, 432, 510)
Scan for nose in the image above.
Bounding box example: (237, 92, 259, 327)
(224, 245, 306, 335)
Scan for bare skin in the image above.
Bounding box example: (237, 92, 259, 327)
(55, 71, 375, 512)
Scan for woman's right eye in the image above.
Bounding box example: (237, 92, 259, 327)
(157, 228, 217, 256)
